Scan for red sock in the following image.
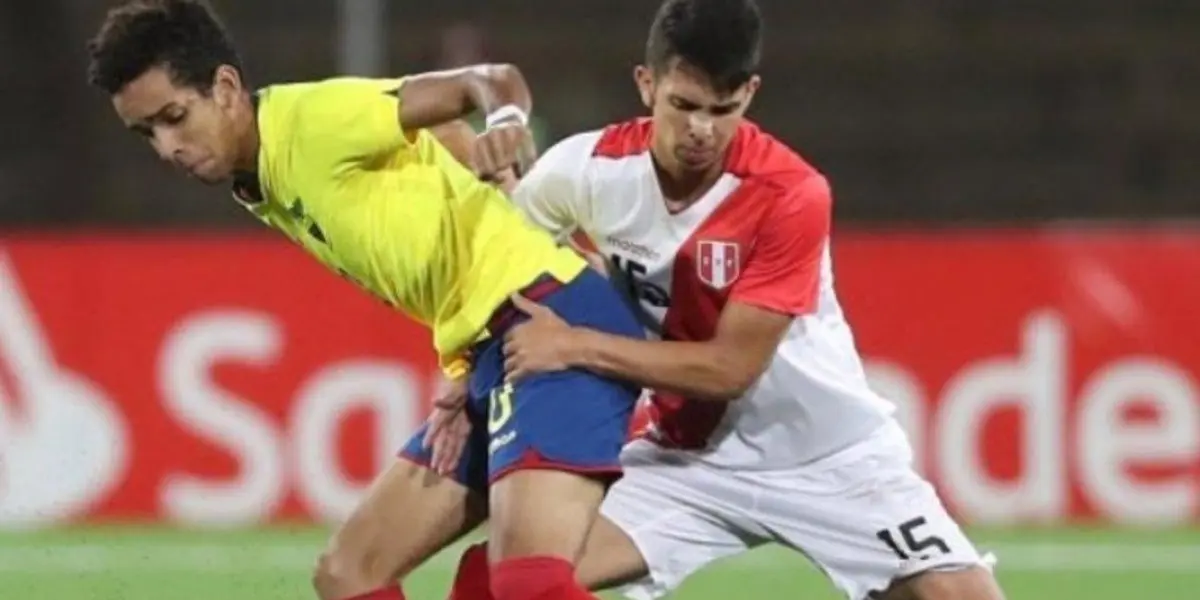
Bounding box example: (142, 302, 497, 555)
(342, 584, 406, 600)
(491, 556, 596, 600)
(448, 543, 493, 600)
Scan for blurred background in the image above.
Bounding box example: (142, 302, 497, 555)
(0, 1, 1197, 599)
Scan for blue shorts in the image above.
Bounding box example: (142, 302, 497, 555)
(400, 269, 644, 493)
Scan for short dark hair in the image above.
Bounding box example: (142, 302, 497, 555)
(645, 0, 763, 93)
(87, 0, 243, 94)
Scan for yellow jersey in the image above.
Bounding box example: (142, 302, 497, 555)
(231, 77, 584, 378)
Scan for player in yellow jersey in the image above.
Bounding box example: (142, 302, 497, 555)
(87, 3, 646, 600)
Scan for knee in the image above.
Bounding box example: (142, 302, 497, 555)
(312, 549, 351, 595)
(312, 545, 391, 598)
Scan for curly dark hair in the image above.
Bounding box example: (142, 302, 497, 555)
(87, 0, 243, 94)
(646, 0, 763, 93)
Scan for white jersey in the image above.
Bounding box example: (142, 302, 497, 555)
(512, 119, 896, 468)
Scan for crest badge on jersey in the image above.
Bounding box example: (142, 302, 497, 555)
(697, 240, 741, 290)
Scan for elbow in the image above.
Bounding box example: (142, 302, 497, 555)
(699, 365, 760, 403)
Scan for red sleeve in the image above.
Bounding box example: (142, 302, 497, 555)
(729, 175, 832, 315)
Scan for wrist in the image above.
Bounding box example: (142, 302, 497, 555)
(485, 104, 529, 129)
(563, 327, 597, 369)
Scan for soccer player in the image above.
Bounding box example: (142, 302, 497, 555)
(86, 2, 645, 600)
(429, 1, 1009, 600)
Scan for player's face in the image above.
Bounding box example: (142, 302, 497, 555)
(635, 60, 760, 175)
(111, 64, 247, 185)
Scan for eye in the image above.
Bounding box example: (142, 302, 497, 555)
(710, 104, 738, 116)
(669, 97, 700, 112)
(162, 110, 188, 125)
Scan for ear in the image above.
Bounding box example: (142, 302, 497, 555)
(211, 64, 244, 110)
(740, 74, 762, 110)
(746, 74, 762, 96)
(633, 65, 655, 109)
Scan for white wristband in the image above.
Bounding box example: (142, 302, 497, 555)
(485, 104, 529, 129)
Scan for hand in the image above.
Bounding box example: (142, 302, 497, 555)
(473, 121, 537, 181)
(491, 167, 520, 195)
(503, 293, 577, 381)
(422, 379, 471, 475)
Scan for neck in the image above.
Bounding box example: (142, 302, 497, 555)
(651, 150, 724, 211)
(232, 94, 260, 173)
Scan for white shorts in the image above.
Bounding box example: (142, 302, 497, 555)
(600, 422, 989, 600)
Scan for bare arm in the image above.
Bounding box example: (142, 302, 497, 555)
(396, 64, 531, 132)
(428, 119, 478, 165)
(567, 303, 792, 401)
(428, 119, 519, 193)
(562, 175, 834, 402)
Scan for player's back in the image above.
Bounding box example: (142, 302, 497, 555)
(234, 77, 584, 370)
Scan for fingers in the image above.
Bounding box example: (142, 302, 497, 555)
(429, 411, 469, 475)
(513, 134, 538, 177)
(423, 404, 470, 474)
(473, 125, 536, 180)
(509, 292, 547, 315)
(422, 409, 450, 449)
(503, 356, 526, 382)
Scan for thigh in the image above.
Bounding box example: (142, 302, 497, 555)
(321, 457, 487, 584)
(592, 444, 760, 600)
(752, 425, 986, 600)
(488, 469, 608, 562)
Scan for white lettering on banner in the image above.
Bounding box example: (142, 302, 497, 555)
(939, 311, 1067, 523)
(159, 312, 287, 527)
(865, 311, 1200, 525)
(157, 311, 427, 527)
(1078, 360, 1199, 524)
(290, 361, 420, 523)
(0, 255, 128, 529)
(862, 362, 927, 472)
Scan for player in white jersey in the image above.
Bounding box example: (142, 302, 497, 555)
(428, 1, 1008, 599)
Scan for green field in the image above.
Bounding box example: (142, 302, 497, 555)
(1, 527, 1196, 599)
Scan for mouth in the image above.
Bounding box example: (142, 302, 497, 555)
(677, 146, 716, 166)
(177, 157, 209, 176)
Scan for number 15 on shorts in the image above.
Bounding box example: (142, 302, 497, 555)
(487, 382, 517, 454)
(876, 517, 951, 561)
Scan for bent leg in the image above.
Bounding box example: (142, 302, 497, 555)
(753, 423, 1001, 600)
(488, 469, 606, 600)
(582, 442, 759, 598)
(314, 420, 489, 600)
(879, 566, 1005, 600)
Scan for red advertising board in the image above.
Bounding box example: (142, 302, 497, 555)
(0, 230, 1197, 527)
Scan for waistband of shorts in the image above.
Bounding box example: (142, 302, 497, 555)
(485, 274, 564, 338)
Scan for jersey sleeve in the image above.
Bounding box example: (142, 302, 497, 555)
(294, 77, 411, 172)
(509, 131, 600, 240)
(729, 175, 832, 316)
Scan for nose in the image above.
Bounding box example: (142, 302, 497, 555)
(687, 113, 714, 140)
(150, 127, 184, 163)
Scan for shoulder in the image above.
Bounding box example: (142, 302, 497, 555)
(523, 118, 659, 195)
(537, 129, 605, 170)
(592, 118, 654, 160)
(725, 121, 829, 213)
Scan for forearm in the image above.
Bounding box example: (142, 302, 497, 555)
(567, 329, 751, 402)
(398, 64, 532, 131)
(461, 63, 531, 119)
